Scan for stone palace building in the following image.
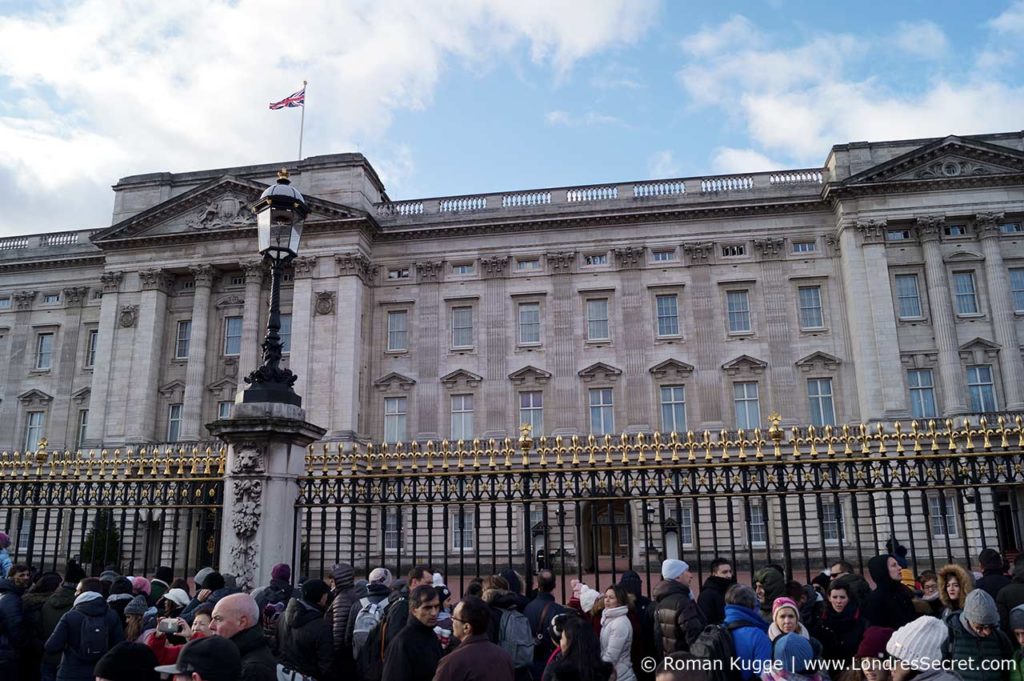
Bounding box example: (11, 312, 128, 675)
(2, 131, 1024, 576)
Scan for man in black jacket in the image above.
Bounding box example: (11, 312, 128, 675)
(277, 578, 334, 681)
(210, 593, 275, 681)
(382, 565, 433, 649)
(43, 578, 125, 681)
(381, 584, 442, 681)
(0, 564, 28, 681)
(976, 549, 1011, 600)
(524, 570, 564, 681)
(697, 558, 733, 625)
(652, 559, 705, 656)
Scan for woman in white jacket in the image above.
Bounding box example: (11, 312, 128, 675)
(600, 584, 636, 681)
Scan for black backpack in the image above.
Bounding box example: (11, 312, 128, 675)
(78, 613, 110, 662)
(689, 621, 753, 681)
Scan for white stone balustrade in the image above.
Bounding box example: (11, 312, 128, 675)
(438, 196, 487, 212)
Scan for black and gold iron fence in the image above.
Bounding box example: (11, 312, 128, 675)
(0, 440, 226, 578)
(297, 415, 1024, 595)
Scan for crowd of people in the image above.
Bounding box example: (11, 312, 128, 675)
(1, 529, 1024, 681)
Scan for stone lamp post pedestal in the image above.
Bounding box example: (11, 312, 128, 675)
(208, 401, 325, 591)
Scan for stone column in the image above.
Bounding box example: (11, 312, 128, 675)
(479, 257, 508, 437)
(976, 212, 1024, 410)
(613, 247, 650, 431)
(545, 252, 577, 435)
(917, 217, 969, 416)
(682, 242, 722, 426)
(0, 291, 36, 449)
(85, 272, 123, 447)
(754, 238, 798, 422)
(288, 256, 317, 402)
(239, 261, 265, 382)
(860, 225, 907, 417)
(210, 402, 325, 590)
(181, 265, 214, 441)
(331, 253, 372, 440)
(126, 270, 173, 443)
(52, 287, 90, 449)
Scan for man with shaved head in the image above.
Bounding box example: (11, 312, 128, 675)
(210, 593, 275, 681)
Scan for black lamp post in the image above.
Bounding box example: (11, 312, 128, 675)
(241, 169, 308, 407)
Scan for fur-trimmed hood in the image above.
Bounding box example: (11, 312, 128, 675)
(938, 564, 973, 611)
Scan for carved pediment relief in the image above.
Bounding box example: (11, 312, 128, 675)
(440, 369, 483, 389)
(943, 250, 984, 263)
(207, 377, 238, 400)
(649, 359, 695, 380)
(843, 136, 1024, 187)
(72, 387, 91, 405)
(91, 175, 367, 246)
(508, 365, 552, 386)
(216, 295, 246, 308)
(959, 337, 1000, 363)
(373, 372, 416, 392)
(18, 389, 53, 407)
(158, 380, 186, 402)
(721, 354, 767, 377)
(795, 351, 841, 373)
(578, 362, 622, 383)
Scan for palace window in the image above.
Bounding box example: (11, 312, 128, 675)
(451, 508, 475, 551)
(519, 391, 543, 436)
(0, 297, 10, 309)
(660, 385, 686, 433)
(895, 274, 923, 318)
(1010, 268, 1024, 312)
(748, 502, 767, 546)
(584, 253, 608, 266)
(175, 320, 192, 359)
(387, 311, 408, 351)
(222, 316, 242, 356)
(516, 259, 541, 272)
(907, 369, 938, 419)
(452, 263, 474, 275)
(387, 268, 410, 280)
(280, 314, 292, 354)
(383, 397, 407, 443)
(652, 249, 676, 262)
(518, 303, 541, 345)
(792, 241, 816, 253)
(24, 411, 44, 452)
(85, 329, 99, 367)
(42, 293, 60, 304)
(821, 500, 844, 542)
(952, 272, 979, 315)
(999, 222, 1023, 234)
(656, 294, 679, 337)
(35, 333, 54, 370)
(807, 378, 836, 427)
(886, 229, 911, 241)
(928, 493, 958, 538)
(586, 299, 610, 341)
(451, 394, 474, 441)
(944, 225, 968, 237)
(589, 388, 614, 435)
(217, 401, 232, 420)
(166, 404, 182, 442)
(966, 365, 997, 412)
(76, 409, 89, 449)
(451, 307, 474, 349)
(384, 509, 401, 551)
(734, 382, 760, 429)
(726, 290, 751, 333)
(721, 244, 745, 257)
(797, 286, 824, 329)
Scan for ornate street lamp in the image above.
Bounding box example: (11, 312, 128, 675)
(241, 169, 308, 406)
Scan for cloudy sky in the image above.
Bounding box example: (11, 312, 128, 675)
(1, 0, 1022, 235)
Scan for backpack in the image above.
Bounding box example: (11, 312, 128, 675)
(689, 621, 752, 681)
(261, 602, 286, 649)
(356, 597, 402, 681)
(352, 597, 387, 658)
(78, 613, 110, 662)
(498, 609, 534, 669)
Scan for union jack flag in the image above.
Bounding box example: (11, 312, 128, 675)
(269, 86, 305, 110)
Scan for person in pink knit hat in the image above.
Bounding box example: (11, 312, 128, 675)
(768, 596, 824, 657)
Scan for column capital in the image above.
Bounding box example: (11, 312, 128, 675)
(335, 252, 376, 284)
(293, 255, 318, 279)
(613, 246, 643, 270)
(12, 290, 36, 311)
(856, 219, 888, 244)
(415, 260, 445, 282)
(545, 251, 575, 273)
(915, 215, 944, 242)
(682, 241, 714, 264)
(62, 286, 90, 307)
(188, 264, 215, 289)
(976, 211, 1006, 239)
(100, 271, 124, 294)
(140, 269, 175, 292)
(752, 237, 785, 259)
(481, 255, 510, 278)
(241, 260, 265, 285)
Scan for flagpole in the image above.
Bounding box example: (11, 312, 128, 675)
(298, 80, 307, 161)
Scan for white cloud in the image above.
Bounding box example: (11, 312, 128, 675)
(892, 20, 948, 59)
(0, 0, 658, 234)
(647, 150, 680, 178)
(989, 0, 1024, 33)
(710, 147, 780, 174)
(675, 12, 1024, 167)
(545, 110, 624, 127)
(681, 15, 762, 57)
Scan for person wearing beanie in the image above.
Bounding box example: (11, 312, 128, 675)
(721, 584, 772, 681)
(181, 571, 233, 623)
(44, 581, 126, 681)
(277, 578, 334, 680)
(849, 626, 896, 681)
(944, 589, 1013, 681)
(768, 597, 824, 662)
(998, 556, 1024, 632)
(123, 594, 150, 642)
(755, 566, 787, 622)
(131, 576, 151, 598)
(937, 564, 973, 620)
(0, 561, 25, 679)
(652, 558, 705, 655)
(763, 632, 826, 681)
(1008, 605, 1024, 681)
(193, 567, 214, 594)
(976, 549, 1011, 600)
(885, 539, 918, 591)
(326, 562, 356, 677)
(699, 558, 734, 626)
(886, 616, 960, 681)
(93, 641, 159, 681)
(107, 577, 134, 626)
(150, 566, 173, 605)
(864, 555, 917, 631)
(251, 563, 297, 629)
(0, 531, 11, 579)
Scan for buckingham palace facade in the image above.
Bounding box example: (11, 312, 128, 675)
(1, 131, 1023, 455)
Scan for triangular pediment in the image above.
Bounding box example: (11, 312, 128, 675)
(578, 362, 622, 382)
(373, 372, 416, 391)
(91, 175, 370, 246)
(18, 389, 53, 405)
(959, 337, 1001, 364)
(158, 380, 186, 401)
(960, 337, 1000, 352)
(649, 358, 695, 379)
(508, 365, 552, 385)
(72, 387, 91, 405)
(440, 369, 483, 388)
(843, 136, 1024, 186)
(721, 355, 767, 376)
(795, 351, 841, 372)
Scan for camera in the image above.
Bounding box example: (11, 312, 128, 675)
(157, 619, 179, 634)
